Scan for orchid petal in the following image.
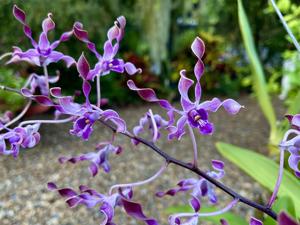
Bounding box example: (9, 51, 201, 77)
(73, 22, 101, 59)
(127, 80, 173, 111)
(42, 13, 55, 34)
(121, 198, 159, 225)
(13, 5, 37, 47)
(191, 37, 205, 59)
(77, 53, 90, 80)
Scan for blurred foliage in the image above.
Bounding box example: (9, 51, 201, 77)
(0, 0, 297, 106)
(0, 68, 25, 112)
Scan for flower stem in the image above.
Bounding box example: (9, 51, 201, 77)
(270, 0, 300, 53)
(96, 75, 101, 107)
(0, 100, 32, 131)
(99, 119, 278, 221)
(267, 147, 285, 207)
(43, 64, 50, 92)
(0, 85, 22, 95)
(188, 125, 198, 167)
(109, 162, 168, 195)
(19, 117, 74, 126)
(148, 109, 158, 142)
(0, 52, 12, 61)
(171, 198, 239, 219)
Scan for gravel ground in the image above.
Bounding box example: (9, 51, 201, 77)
(0, 95, 284, 225)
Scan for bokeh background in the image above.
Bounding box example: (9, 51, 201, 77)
(1, 0, 299, 110)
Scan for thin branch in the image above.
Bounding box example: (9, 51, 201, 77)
(99, 119, 278, 221)
(0, 85, 22, 95)
(0, 100, 32, 131)
(96, 75, 101, 108)
(0, 52, 12, 61)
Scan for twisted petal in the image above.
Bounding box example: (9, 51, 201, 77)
(178, 70, 195, 111)
(124, 62, 142, 75)
(288, 154, 300, 178)
(77, 53, 90, 80)
(249, 217, 263, 225)
(194, 60, 205, 81)
(38, 32, 50, 50)
(44, 51, 75, 67)
(8, 47, 41, 66)
(189, 195, 201, 212)
(73, 22, 101, 59)
(191, 37, 205, 59)
(168, 116, 187, 140)
(199, 98, 243, 115)
(121, 198, 159, 225)
(127, 80, 173, 111)
(13, 5, 37, 47)
(278, 212, 299, 225)
(50, 30, 74, 49)
(101, 109, 126, 132)
(42, 13, 55, 34)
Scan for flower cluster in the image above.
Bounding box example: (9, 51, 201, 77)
(47, 182, 158, 225)
(59, 142, 123, 176)
(127, 37, 243, 140)
(0, 124, 40, 157)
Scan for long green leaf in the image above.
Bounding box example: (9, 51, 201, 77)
(216, 142, 300, 217)
(165, 204, 248, 225)
(238, 0, 277, 142)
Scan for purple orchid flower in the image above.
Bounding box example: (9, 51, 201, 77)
(0, 111, 13, 126)
(127, 37, 243, 140)
(279, 114, 300, 178)
(48, 182, 158, 225)
(286, 114, 300, 131)
(132, 109, 168, 145)
(7, 5, 75, 67)
(156, 160, 225, 205)
(21, 72, 60, 96)
(51, 87, 126, 140)
(59, 142, 123, 176)
(73, 16, 141, 80)
(0, 124, 40, 158)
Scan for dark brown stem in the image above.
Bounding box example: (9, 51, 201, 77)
(100, 119, 278, 221)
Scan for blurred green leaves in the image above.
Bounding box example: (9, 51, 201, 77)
(0, 68, 25, 111)
(216, 142, 300, 217)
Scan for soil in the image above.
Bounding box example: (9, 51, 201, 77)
(0, 95, 285, 225)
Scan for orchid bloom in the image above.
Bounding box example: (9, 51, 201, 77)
(132, 109, 168, 145)
(73, 16, 141, 80)
(0, 124, 40, 157)
(48, 182, 158, 225)
(156, 160, 225, 205)
(127, 37, 242, 140)
(59, 142, 123, 176)
(279, 114, 300, 178)
(8, 5, 75, 67)
(50, 88, 126, 141)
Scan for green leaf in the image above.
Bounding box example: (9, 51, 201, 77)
(237, 0, 277, 141)
(165, 204, 248, 225)
(264, 196, 296, 225)
(216, 142, 300, 217)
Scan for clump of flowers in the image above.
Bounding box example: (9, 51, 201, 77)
(0, 4, 299, 225)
